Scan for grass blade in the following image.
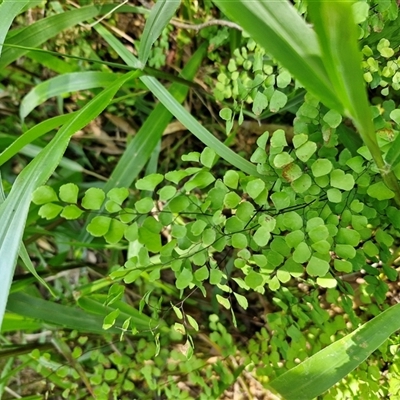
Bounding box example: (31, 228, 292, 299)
(0, 114, 74, 166)
(95, 24, 260, 177)
(0, 0, 30, 56)
(0, 71, 139, 330)
(143, 76, 262, 177)
(269, 303, 400, 400)
(0, 6, 101, 69)
(139, 0, 181, 66)
(96, 23, 206, 189)
(307, 1, 400, 203)
(20, 71, 120, 120)
(6, 292, 122, 334)
(213, 0, 342, 112)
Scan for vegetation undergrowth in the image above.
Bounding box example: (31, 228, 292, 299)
(2, 1, 400, 399)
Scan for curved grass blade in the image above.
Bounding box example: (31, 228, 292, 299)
(6, 292, 122, 334)
(96, 23, 207, 189)
(139, 0, 181, 66)
(20, 71, 120, 120)
(213, 0, 342, 112)
(0, 180, 55, 296)
(307, 1, 400, 204)
(0, 113, 74, 167)
(0, 71, 139, 330)
(143, 76, 262, 177)
(97, 22, 262, 177)
(0, 0, 31, 56)
(269, 302, 400, 400)
(0, 6, 101, 69)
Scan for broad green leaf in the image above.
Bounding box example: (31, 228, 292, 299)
(38, 203, 63, 220)
(327, 188, 342, 203)
(311, 159, 333, 177)
(135, 197, 154, 213)
(20, 72, 120, 120)
(102, 308, 121, 330)
(216, 294, 231, 310)
(81, 187, 106, 210)
(252, 91, 269, 115)
(200, 147, 217, 169)
(295, 141, 317, 162)
(60, 205, 83, 220)
(223, 170, 239, 189)
(233, 292, 248, 310)
(186, 314, 199, 331)
(176, 268, 193, 290)
(232, 233, 248, 249)
(104, 219, 126, 244)
(184, 171, 215, 191)
(330, 169, 355, 191)
(390, 109, 400, 125)
(107, 187, 129, 205)
(136, 174, 164, 191)
(87, 216, 111, 237)
(306, 256, 329, 277)
(323, 109, 342, 128)
(253, 226, 271, 247)
(138, 0, 180, 66)
(271, 192, 290, 210)
(270, 302, 400, 399)
(219, 107, 232, 121)
(59, 183, 79, 203)
(32, 186, 58, 205)
(269, 90, 287, 112)
(367, 181, 395, 200)
(293, 242, 311, 263)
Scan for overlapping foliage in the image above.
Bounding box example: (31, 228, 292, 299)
(2, 0, 400, 399)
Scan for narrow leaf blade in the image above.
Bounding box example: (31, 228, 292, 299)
(270, 303, 400, 399)
(139, 0, 181, 65)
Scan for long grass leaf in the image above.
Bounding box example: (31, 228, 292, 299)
(307, 2, 374, 140)
(0, 6, 100, 69)
(0, 0, 31, 56)
(1, 313, 42, 333)
(139, 0, 181, 66)
(95, 24, 260, 176)
(269, 303, 400, 400)
(143, 76, 262, 177)
(96, 23, 207, 189)
(0, 114, 74, 167)
(213, 0, 342, 112)
(0, 182, 55, 296)
(6, 292, 122, 334)
(20, 72, 120, 120)
(307, 1, 400, 203)
(0, 71, 139, 330)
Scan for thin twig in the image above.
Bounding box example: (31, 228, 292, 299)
(171, 18, 242, 32)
